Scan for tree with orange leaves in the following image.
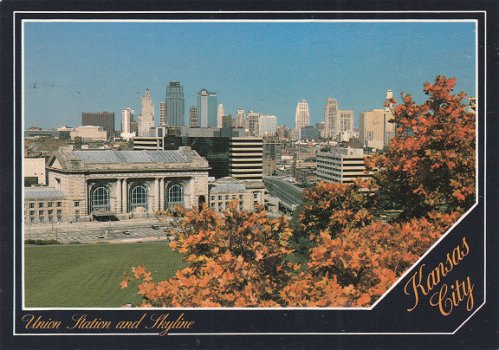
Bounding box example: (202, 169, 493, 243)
(368, 75, 475, 219)
(122, 76, 475, 308)
(122, 203, 297, 307)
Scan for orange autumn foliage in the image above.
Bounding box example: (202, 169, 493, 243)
(122, 76, 475, 308)
(369, 75, 475, 219)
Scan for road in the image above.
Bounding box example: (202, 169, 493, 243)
(24, 217, 175, 243)
(263, 176, 304, 208)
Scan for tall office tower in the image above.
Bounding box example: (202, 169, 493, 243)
(197, 89, 218, 128)
(337, 110, 354, 141)
(359, 108, 395, 150)
(159, 101, 167, 127)
(324, 97, 338, 139)
(235, 108, 245, 128)
(208, 92, 218, 127)
(189, 106, 199, 128)
(121, 108, 133, 133)
(295, 100, 310, 139)
(82, 112, 115, 137)
(247, 110, 260, 136)
(258, 115, 277, 137)
(229, 137, 263, 181)
(166, 81, 185, 126)
(217, 103, 225, 128)
(137, 88, 154, 136)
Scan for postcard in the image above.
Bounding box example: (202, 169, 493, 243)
(0, 2, 496, 349)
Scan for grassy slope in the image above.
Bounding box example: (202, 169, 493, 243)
(24, 242, 185, 307)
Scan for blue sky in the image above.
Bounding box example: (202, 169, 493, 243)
(23, 21, 476, 129)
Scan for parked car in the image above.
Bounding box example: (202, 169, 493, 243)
(122, 230, 131, 236)
(151, 224, 160, 230)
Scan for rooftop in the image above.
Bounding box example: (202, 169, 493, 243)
(25, 187, 65, 200)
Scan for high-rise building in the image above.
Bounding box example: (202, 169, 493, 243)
(235, 108, 245, 128)
(324, 98, 338, 139)
(323, 98, 354, 141)
(166, 81, 184, 126)
(258, 115, 277, 137)
(138, 88, 154, 136)
(295, 100, 310, 139)
(359, 109, 395, 150)
(247, 110, 260, 136)
(159, 101, 167, 127)
(229, 137, 263, 181)
(189, 106, 198, 128)
(197, 89, 218, 128)
(121, 108, 133, 133)
(82, 112, 115, 137)
(217, 103, 225, 128)
(337, 110, 354, 141)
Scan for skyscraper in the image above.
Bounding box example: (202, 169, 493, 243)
(159, 101, 167, 127)
(247, 110, 260, 136)
(82, 112, 115, 137)
(197, 89, 218, 128)
(138, 88, 154, 136)
(324, 98, 338, 139)
(295, 100, 310, 139)
(166, 81, 185, 126)
(189, 106, 198, 128)
(217, 103, 225, 128)
(324, 98, 354, 141)
(337, 110, 354, 141)
(235, 108, 245, 128)
(359, 108, 394, 149)
(121, 108, 133, 133)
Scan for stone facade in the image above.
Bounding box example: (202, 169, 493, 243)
(44, 147, 209, 222)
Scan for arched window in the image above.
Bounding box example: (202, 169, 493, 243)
(167, 184, 184, 207)
(91, 186, 110, 212)
(129, 185, 148, 211)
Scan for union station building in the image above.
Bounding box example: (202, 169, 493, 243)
(26, 146, 210, 222)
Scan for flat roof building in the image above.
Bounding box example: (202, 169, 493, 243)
(316, 147, 370, 184)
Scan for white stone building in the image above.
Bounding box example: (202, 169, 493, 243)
(316, 147, 370, 184)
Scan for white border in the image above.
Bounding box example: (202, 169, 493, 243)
(13, 11, 486, 336)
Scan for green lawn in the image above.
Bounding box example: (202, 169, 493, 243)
(25, 242, 185, 307)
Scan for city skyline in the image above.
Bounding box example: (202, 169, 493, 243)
(24, 21, 476, 129)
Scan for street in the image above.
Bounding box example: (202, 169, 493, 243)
(24, 217, 175, 244)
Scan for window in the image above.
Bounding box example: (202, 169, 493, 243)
(91, 186, 110, 212)
(129, 185, 148, 211)
(57, 202, 62, 207)
(39, 210, 44, 216)
(29, 203, 35, 209)
(167, 184, 183, 207)
(218, 196, 222, 200)
(74, 201, 80, 207)
(48, 210, 53, 215)
(39, 202, 44, 208)
(48, 202, 53, 207)
(225, 195, 229, 200)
